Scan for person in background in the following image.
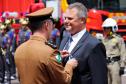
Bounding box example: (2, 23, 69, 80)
(18, 19, 31, 46)
(15, 7, 78, 84)
(59, 2, 107, 84)
(0, 21, 16, 82)
(101, 18, 126, 84)
(5, 19, 17, 80)
(49, 19, 60, 48)
(0, 25, 5, 83)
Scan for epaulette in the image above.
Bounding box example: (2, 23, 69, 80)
(112, 34, 122, 40)
(45, 41, 57, 49)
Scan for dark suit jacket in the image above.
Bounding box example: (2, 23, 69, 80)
(59, 31, 108, 84)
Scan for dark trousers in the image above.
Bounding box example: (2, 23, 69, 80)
(5, 49, 16, 82)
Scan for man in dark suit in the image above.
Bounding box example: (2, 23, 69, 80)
(59, 2, 108, 84)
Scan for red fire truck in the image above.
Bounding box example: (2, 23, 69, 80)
(0, 0, 35, 12)
(85, 0, 126, 41)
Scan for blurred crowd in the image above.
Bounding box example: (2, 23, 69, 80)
(0, 17, 32, 83)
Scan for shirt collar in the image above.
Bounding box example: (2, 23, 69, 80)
(72, 28, 86, 42)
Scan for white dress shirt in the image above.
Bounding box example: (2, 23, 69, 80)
(68, 28, 86, 53)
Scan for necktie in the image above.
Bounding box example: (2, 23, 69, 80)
(63, 37, 73, 50)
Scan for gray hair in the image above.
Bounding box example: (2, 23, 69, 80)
(68, 2, 87, 18)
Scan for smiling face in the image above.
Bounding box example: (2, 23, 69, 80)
(64, 8, 84, 35)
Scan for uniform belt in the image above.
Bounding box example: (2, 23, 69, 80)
(106, 56, 120, 63)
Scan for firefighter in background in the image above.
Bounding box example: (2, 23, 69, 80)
(18, 19, 31, 46)
(101, 18, 126, 84)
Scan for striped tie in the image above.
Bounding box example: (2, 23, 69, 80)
(63, 37, 73, 50)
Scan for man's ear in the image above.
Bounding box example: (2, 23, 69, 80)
(42, 21, 47, 30)
(44, 21, 50, 31)
(80, 17, 86, 24)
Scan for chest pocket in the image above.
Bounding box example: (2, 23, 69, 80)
(111, 38, 118, 49)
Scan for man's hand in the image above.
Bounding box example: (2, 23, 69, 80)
(66, 58, 78, 69)
(60, 50, 69, 58)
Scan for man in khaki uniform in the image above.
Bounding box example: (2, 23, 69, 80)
(15, 7, 78, 84)
(101, 18, 126, 84)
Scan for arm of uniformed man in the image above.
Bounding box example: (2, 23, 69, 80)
(47, 51, 78, 84)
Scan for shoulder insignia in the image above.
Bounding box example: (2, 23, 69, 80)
(113, 34, 121, 38)
(45, 41, 57, 49)
(55, 53, 62, 63)
(52, 50, 62, 63)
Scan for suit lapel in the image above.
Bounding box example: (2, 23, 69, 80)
(71, 31, 89, 55)
(59, 37, 69, 50)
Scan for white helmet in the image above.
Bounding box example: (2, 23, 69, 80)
(102, 18, 118, 32)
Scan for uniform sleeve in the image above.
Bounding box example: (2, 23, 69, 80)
(46, 54, 73, 84)
(118, 37, 126, 67)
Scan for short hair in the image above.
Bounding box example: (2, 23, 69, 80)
(68, 2, 87, 18)
(28, 21, 43, 33)
(28, 18, 54, 33)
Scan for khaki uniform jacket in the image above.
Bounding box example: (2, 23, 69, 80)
(102, 34, 126, 67)
(15, 35, 73, 84)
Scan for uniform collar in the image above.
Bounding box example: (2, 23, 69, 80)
(30, 35, 47, 42)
